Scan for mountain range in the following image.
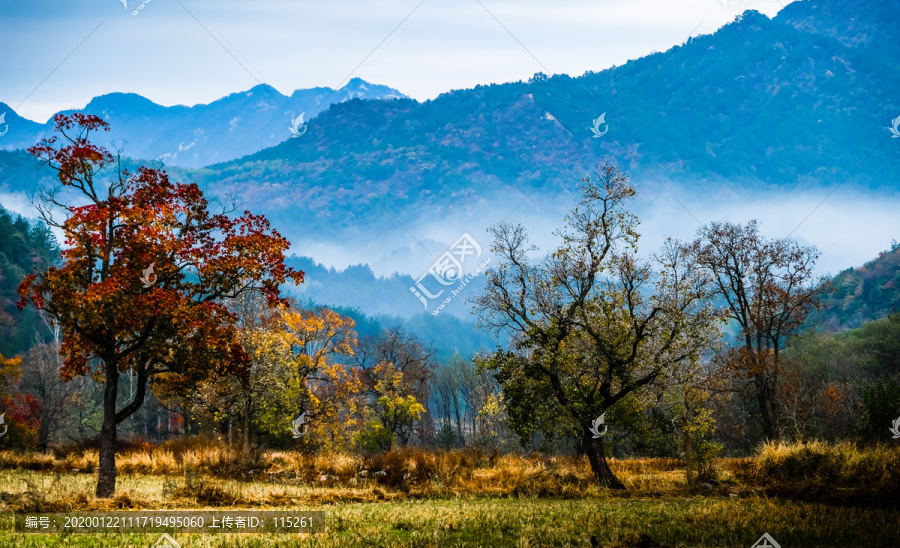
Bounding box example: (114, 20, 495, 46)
(0, 78, 406, 168)
(181, 0, 900, 277)
(1, 0, 899, 320)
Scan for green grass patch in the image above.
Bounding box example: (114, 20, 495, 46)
(0, 497, 898, 547)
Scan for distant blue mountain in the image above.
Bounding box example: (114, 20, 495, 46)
(0, 78, 406, 168)
(285, 255, 480, 319)
(175, 1, 900, 248)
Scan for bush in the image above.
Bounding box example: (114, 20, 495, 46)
(51, 436, 154, 459)
(695, 441, 723, 483)
(857, 379, 900, 442)
(354, 421, 394, 454)
(751, 441, 900, 504)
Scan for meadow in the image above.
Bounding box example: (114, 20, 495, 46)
(0, 440, 897, 547)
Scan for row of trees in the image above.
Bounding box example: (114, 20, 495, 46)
(3, 116, 895, 497)
(472, 163, 822, 488)
(8, 304, 495, 462)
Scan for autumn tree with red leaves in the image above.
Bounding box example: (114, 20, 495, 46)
(19, 114, 304, 498)
(0, 352, 41, 451)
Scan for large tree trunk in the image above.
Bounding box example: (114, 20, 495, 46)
(97, 362, 150, 498)
(583, 427, 625, 490)
(754, 374, 776, 440)
(96, 362, 119, 498)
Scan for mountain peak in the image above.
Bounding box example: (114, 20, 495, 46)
(81, 92, 163, 111)
(246, 83, 284, 97)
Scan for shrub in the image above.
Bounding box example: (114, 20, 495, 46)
(354, 421, 394, 454)
(857, 379, 900, 442)
(751, 440, 900, 503)
(695, 441, 723, 483)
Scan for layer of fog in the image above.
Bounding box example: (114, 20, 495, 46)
(5, 178, 897, 289)
(288, 180, 900, 281)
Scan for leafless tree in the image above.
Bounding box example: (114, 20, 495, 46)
(20, 317, 89, 451)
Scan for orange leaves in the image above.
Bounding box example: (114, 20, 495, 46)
(58, 345, 90, 382)
(717, 346, 782, 380)
(19, 113, 305, 399)
(28, 114, 114, 188)
(0, 352, 22, 382)
(247, 305, 362, 448)
(823, 382, 847, 406)
(53, 113, 110, 133)
(15, 274, 40, 311)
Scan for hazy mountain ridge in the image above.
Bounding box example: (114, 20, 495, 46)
(284, 255, 482, 319)
(0, 78, 407, 168)
(288, 235, 900, 332)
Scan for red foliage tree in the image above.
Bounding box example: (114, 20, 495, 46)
(19, 114, 304, 497)
(0, 353, 41, 451)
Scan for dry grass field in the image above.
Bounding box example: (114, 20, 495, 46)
(0, 440, 897, 547)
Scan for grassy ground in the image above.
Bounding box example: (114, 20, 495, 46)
(1, 493, 898, 547)
(0, 441, 897, 547)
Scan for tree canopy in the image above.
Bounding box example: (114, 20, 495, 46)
(473, 163, 723, 488)
(18, 113, 304, 497)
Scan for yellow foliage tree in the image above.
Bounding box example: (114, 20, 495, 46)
(355, 361, 426, 452)
(264, 305, 359, 450)
(191, 301, 360, 453)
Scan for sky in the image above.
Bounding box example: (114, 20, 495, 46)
(1, 0, 797, 122)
